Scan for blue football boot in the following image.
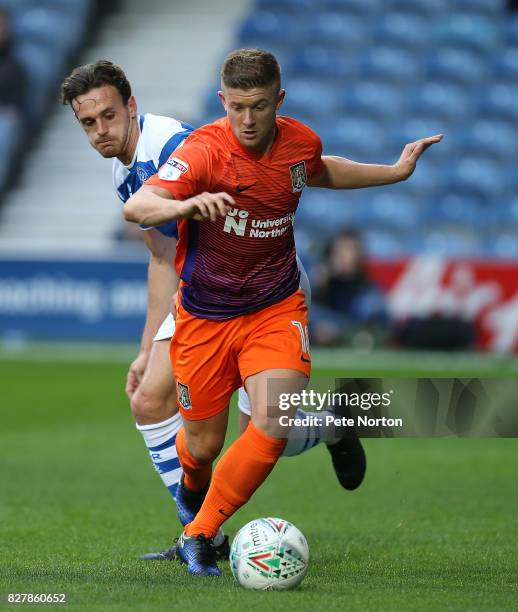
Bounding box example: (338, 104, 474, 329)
(175, 475, 208, 526)
(175, 531, 221, 576)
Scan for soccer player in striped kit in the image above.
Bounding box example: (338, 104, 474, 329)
(61, 59, 367, 562)
(125, 48, 441, 576)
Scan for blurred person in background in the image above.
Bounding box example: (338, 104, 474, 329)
(0, 8, 26, 112)
(311, 229, 387, 348)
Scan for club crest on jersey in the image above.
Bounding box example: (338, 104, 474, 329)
(177, 381, 192, 410)
(158, 157, 189, 181)
(289, 161, 307, 193)
(136, 166, 149, 183)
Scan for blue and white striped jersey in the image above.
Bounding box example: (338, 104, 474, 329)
(112, 113, 193, 238)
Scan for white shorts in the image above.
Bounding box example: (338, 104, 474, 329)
(153, 312, 176, 341)
(152, 255, 312, 417)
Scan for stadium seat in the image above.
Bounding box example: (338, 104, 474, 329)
(361, 46, 422, 83)
(446, 156, 506, 199)
(282, 78, 340, 120)
(31, 0, 93, 21)
(383, 0, 448, 16)
(453, 0, 505, 17)
(361, 191, 421, 232)
(239, 11, 306, 45)
(426, 47, 490, 86)
(420, 224, 482, 257)
(342, 81, 404, 120)
(14, 40, 63, 125)
(486, 230, 518, 259)
(255, 0, 318, 12)
(505, 14, 518, 45)
(321, 0, 382, 15)
(432, 14, 500, 54)
(308, 11, 368, 48)
(461, 120, 518, 160)
(492, 46, 518, 81)
(363, 227, 410, 258)
(371, 13, 430, 49)
(319, 116, 386, 158)
(409, 82, 473, 122)
(427, 193, 488, 229)
(0, 109, 22, 191)
(287, 46, 357, 80)
(13, 7, 85, 54)
(297, 188, 359, 233)
(478, 82, 518, 121)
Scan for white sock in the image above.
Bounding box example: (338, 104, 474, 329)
(136, 413, 183, 499)
(283, 409, 340, 457)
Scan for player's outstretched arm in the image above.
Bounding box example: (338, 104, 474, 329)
(309, 134, 443, 190)
(124, 185, 234, 225)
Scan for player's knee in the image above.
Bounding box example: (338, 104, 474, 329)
(187, 432, 225, 464)
(131, 387, 174, 425)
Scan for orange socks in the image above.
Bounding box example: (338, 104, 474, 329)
(175, 427, 212, 492)
(185, 422, 287, 538)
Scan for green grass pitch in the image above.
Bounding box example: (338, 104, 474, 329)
(1, 345, 517, 610)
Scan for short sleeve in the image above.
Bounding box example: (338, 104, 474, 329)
(306, 132, 326, 181)
(145, 137, 212, 200)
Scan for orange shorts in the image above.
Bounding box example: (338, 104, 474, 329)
(170, 289, 310, 420)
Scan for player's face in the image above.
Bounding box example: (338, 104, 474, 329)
(219, 85, 285, 153)
(72, 85, 136, 159)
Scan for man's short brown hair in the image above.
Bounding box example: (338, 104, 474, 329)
(61, 60, 131, 107)
(221, 48, 281, 91)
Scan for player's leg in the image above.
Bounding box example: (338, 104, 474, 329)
(132, 329, 181, 500)
(182, 292, 309, 568)
(170, 304, 242, 575)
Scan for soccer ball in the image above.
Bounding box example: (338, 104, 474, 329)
(230, 517, 309, 590)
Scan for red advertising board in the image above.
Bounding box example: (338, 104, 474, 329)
(368, 257, 518, 353)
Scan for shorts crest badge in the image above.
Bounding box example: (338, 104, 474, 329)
(289, 161, 307, 193)
(177, 381, 192, 410)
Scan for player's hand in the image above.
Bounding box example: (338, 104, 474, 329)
(393, 134, 443, 181)
(125, 351, 149, 399)
(180, 192, 235, 221)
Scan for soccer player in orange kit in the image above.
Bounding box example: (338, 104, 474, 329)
(124, 48, 442, 576)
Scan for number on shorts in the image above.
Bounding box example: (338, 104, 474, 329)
(291, 320, 310, 354)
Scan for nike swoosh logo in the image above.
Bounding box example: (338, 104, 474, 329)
(218, 508, 232, 517)
(236, 183, 256, 193)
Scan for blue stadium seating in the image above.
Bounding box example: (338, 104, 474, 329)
(461, 120, 517, 160)
(13, 7, 84, 53)
(308, 11, 368, 48)
(239, 11, 306, 45)
(0, 109, 22, 192)
(361, 45, 422, 83)
(455, 0, 506, 16)
(14, 39, 63, 125)
(433, 14, 500, 54)
(426, 47, 490, 86)
(371, 13, 430, 49)
(492, 46, 518, 80)
(479, 82, 518, 121)
(286, 46, 357, 80)
(420, 225, 482, 257)
(384, 0, 448, 17)
(342, 81, 404, 120)
(409, 82, 473, 122)
(322, 0, 382, 15)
